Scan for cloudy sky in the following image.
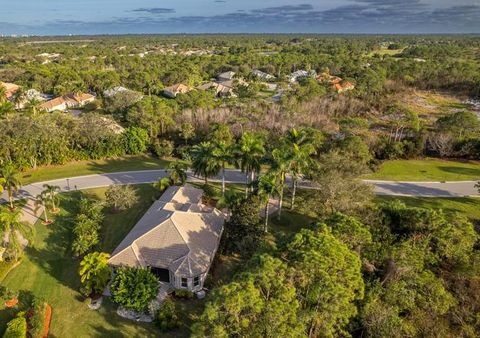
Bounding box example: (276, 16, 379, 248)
(1, 0, 480, 35)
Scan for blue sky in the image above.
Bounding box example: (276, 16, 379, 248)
(1, 0, 480, 35)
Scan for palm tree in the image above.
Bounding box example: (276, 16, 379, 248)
(0, 177, 5, 194)
(286, 130, 316, 210)
(155, 176, 172, 192)
(191, 142, 221, 185)
(0, 208, 32, 261)
(1, 164, 22, 210)
(212, 141, 234, 196)
(42, 184, 60, 213)
(257, 173, 280, 233)
(271, 149, 291, 220)
(25, 97, 43, 116)
(168, 160, 188, 185)
(34, 192, 52, 224)
(236, 132, 265, 197)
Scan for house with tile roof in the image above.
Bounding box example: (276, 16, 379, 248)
(40, 92, 95, 112)
(0, 82, 20, 100)
(108, 185, 225, 292)
(162, 83, 192, 98)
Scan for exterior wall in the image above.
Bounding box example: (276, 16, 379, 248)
(171, 272, 205, 292)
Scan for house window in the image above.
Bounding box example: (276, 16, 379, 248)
(181, 277, 188, 288)
(193, 276, 200, 287)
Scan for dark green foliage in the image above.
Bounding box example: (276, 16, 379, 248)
(29, 297, 47, 338)
(156, 299, 180, 332)
(192, 254, 304, 338)
(121, 127, 149, 155)
(71, 198, 104, 257)
(173, 289, 194, 299)
(221, 195, 263, 256)
(110, 266, 159, 312)
(3, 312, 27, 338)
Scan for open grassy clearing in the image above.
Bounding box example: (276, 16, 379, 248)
(376, 195, 480, 221)
(0, 184, 203, 338)
(366, 158, 480, 181)
(399, 90, 472, 121)
(20, 155, 172, 185)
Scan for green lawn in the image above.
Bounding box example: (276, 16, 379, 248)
(376, 196, 480, 221)
(0, 184, 201, 338)
(366, 158, 480, 181)
(21, 155, 172, 185)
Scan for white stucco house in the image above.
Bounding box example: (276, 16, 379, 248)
(108, 185, 225, 292)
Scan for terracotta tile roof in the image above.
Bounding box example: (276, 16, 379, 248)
(1, 82, 20, 99)
(109, 185, 225, 277)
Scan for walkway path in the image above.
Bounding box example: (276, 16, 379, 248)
(1, 169, 479, 224)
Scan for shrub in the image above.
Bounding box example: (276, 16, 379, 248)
(110, 267, 159, 312)
(122, 127, 149, 155)
(104, 185, 138, 212)
(174, 289, 194, 299)
(3, 312, 27, 338)
(156, 299, 180, 332)
(153, 139, 174, 158)
(29, 297, 47, 338)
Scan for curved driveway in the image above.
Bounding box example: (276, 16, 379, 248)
(1, 169, 479, 224)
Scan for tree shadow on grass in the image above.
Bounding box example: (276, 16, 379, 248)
(88, 298, 159, 338)
(438, 166, 480, 178)
(24, 192, 85, 291)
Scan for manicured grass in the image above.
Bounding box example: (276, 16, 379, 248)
(0, 184, 201, 338)
(366, 158, 480, 181)
(21, 155, 172, 185)
(376, 196, 480, 221)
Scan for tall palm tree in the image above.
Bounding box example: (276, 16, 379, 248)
(236, 132, 265, 197)
(42, 184, 61, 213)
(212, 141, 234, 196)
(286, 130, 316, 210)
(271, 148, 291, 220)
(168, 160, 188, 185)
(191, 142, 221, 185)
(0, 208, 32, 261)
(257, 173, 280, 233)
(25, 97, 43, 116)
(34, 192, 52, 224)
(1, 164, 22, 210)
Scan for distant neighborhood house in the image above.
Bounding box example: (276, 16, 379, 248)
(197, 81, 236, 98)
(40, 93, 95, 112)
(217, 71, 235, 82)
(288, 70, 316, 83)
(317, 72, 355, 93)
(0, 81, 20, 100)
(108, 185, 225, 292)
(162, 83, 192, 98)
(252, 69, 275, 81)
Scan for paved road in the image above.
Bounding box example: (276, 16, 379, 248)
(1, 169, 479, 224)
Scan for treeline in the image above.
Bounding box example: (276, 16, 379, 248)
(0, 113, 148, 169)
(194, 195, 480, 337)
(0, 35, 479, 97)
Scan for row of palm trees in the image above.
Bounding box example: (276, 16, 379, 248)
(0, 163, 60, 259)
(190, 128, 317, 232)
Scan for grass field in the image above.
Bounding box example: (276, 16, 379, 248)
(20, 155, 172, 185)
(376, 195, 480, 221)
(0, 184, 203, 338)
(366, 158, 480, 181)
